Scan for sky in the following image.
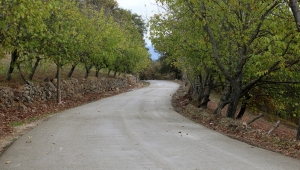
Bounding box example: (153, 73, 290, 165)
(117, 0, 160, 60)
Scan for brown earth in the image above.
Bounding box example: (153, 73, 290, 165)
(172, 84, 300, 159)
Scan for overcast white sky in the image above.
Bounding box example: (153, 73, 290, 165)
(117, 0, 160, 60)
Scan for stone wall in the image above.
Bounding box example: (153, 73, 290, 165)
(0, 76, 137, 110)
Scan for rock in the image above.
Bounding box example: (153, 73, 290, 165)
(18, 104, 27, 111)
(0, 76, 135, 111)
(46, 91, 52, 99)
(0, 103, 5, 110)
(52, 78, 57, 84)
(41, 104, 48, 110)
(22, 95, 31, 103)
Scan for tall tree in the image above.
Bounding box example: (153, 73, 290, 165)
(0, 0, 48, 80)
(150, 0, 300, 119)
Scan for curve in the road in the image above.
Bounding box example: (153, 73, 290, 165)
(1, 80, 300, 170)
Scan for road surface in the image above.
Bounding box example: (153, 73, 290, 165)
(1, 80, 300, 170)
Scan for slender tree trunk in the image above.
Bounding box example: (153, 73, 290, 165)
(107, 69, 111, 77)
(214, 101, 229, 115)
(196, 74, 205, 103)
(6, 50, 18, 81)
(68, 64, 77, 78)
(200, 76, 213, 108)
(95, 67, 101, 77)
(236, 94, 251, 119)
(55, 68, 59, 78)
(57, 62, 61, 104)
(218, 74, 224, 92)
(113, 71, 117, 78)
(17, 63, 31, 85)
(236, 102, 247, 119)
(297, 118, 300, 140)
(213, 81, 230, 114)
(28, 57, 41, 80)
(84, 66, 92, 78)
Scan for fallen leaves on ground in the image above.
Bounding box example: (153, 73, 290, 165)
(172, 86, 300, 159)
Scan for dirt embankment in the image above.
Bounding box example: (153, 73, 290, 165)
(172, 85, 300, 159)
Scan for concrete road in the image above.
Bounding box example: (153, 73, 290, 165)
(1, 80, 300, 170)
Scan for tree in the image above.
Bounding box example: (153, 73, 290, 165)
(1, 0, 150, 103)
(0, 0, 49, 81)
(42, 0, 83, 103)
(287, 0, 300, 140)
(150, 0, 300, 119)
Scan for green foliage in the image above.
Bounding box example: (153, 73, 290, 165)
(140, 60, 178, 80)
(0, 0, 150, 80)
(150, 0, 300, 119)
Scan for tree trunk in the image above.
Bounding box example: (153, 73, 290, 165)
(17, 63, 31, 85)
(107, 69, 111, 77)
(289, 0, 300, 141)
(113, 71, 117, 78)
(57, 63, 61, 104)
(68, 64, 77, 78)
(6, 50, 18, 81)
(199, 75, 213, 108)
(196, 74, 204, 102)
(84, 66, 92, 78)
(236, 102, 247, 120)
(95, 67, 101, 77)
(236, 94, 251, 119)
(28, 57, 41, 80)
(214, 100, 229, 115)
(289, 0, 300, 32)
(213, 81, 230, 114)
(226, 74, 243, 119)
(297, 118, 300, 140)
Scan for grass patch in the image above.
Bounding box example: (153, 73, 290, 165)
(10, 122, 25, 127)
(141, 81, 150, 86)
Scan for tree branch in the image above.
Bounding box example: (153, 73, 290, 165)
(185, 0, 232, 81)
(247, 2, 280, 46)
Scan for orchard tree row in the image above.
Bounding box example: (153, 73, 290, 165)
(0, 0, 151, 82)
(149, 0, 300, 138)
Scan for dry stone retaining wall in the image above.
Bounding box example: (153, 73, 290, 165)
(0, 76, 136, 110)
